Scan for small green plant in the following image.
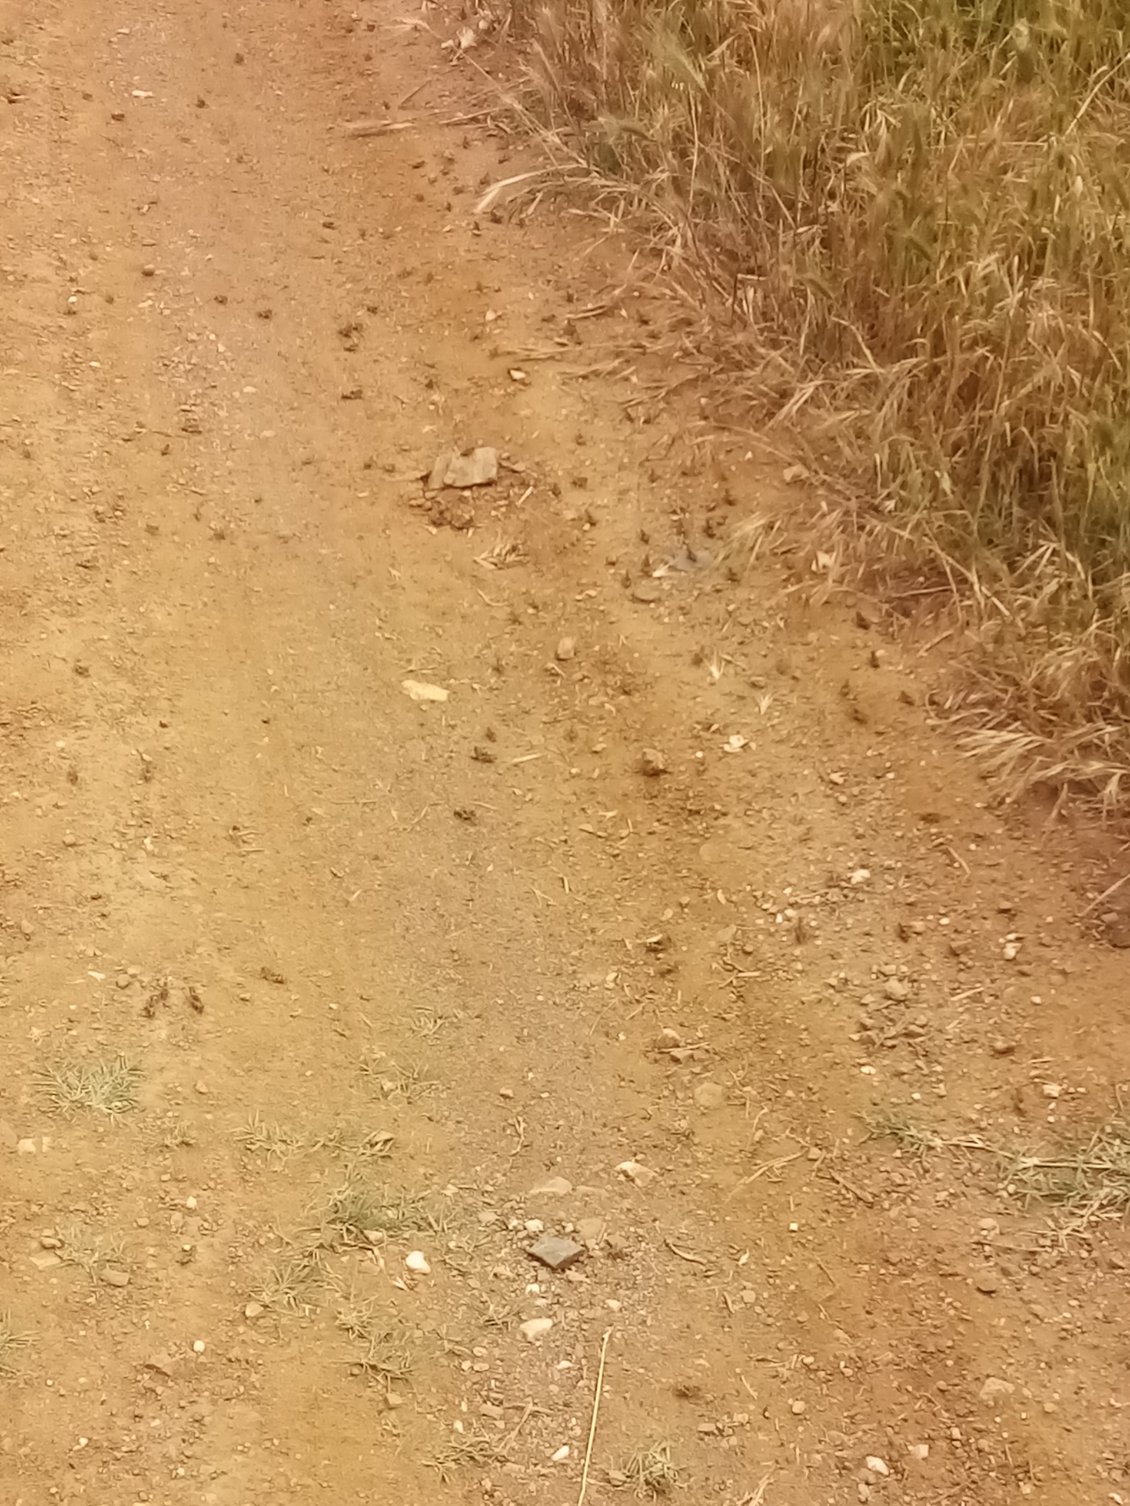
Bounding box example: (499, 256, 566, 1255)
(38, 1057, 140, 1115)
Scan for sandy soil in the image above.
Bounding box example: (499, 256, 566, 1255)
(2, 2, 1129, 1504)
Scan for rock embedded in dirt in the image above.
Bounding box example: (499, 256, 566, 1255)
(427, 446, 498, 491)
(555, 635, 576, 662)
(529, 1175, 572, 1197)
(576, 1216, 607, 1248)
(639, 747, 667, 778)
(693, 1079, 726, 1111)
(630, 579, 662, 604)
(518, 1317, 554, 1342)
(243, 1302, 264, 1320)
(979, 1376, 1014, 1405)
(528, 1234, 585, 1271)
(401, 678, 449, 704)
(616, 1158, 657, 1187)
(100, 1266, 130, 1287)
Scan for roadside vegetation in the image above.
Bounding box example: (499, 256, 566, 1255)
(524, 0, 1130, 809)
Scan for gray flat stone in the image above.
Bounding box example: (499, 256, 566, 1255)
(528, 1234, 585, 1271)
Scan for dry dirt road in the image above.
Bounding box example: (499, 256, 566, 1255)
(2, 2, 1130, 1505)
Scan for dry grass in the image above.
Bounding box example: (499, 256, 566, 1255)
(868, 1107, 1130, 1231)
(252, 1247, 325, 1313)
(520, 0, 1130, 810)
(38, 1057, 140, 1115)
(312, 1171, 445, 1249)
(0, 1314, 29, 1377)
(1001, 1118, 1130, 1229)
(235, 1112, 301, 1166)
(611, 1441, 682, 1495)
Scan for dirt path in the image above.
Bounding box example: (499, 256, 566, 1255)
(2, 3, 1129, 1504)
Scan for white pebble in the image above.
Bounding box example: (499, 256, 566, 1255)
(551, 1445, 571, 1463)
(192, 1339, 206, 1354)
(405, 1251, 431, 1275)
(865, 1455, 890, 1477)
(519, 1318, 554, 1342)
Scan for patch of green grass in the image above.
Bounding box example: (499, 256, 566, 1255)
(38, 1057, 140, 1115)
(0, 1315, 29, 1377)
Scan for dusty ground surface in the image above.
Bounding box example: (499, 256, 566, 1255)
(2, 2, 1130, 1504)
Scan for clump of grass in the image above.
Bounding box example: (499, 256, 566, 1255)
(307, 1125, 395, 1160)
(612, 1442, 681, 1496)
(0, 1314, 29, 1377)
(313, 1171, 444, 1249)
(38, 1057, 140, 1115)
(360, 1054, 439, 1103)
(333, 1292, 415, 1381)
(1002, 1118, 1130, 1228)
(527, 0, 1130, 810)
(864, 1108, 947, 1161)
(427, 1427, 513, 1482)
(56, 1225, 128, 1279)
(236, 1112, 301, 1167)
(251, 1247, 324, 1313)
(867, 1105, 1130, 1230)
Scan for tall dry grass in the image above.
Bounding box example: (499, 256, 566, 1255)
(525, 0, 1130, 810)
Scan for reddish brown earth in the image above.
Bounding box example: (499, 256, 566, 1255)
(2, 2, 1129, 1505)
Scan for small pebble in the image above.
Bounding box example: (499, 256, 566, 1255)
(192, 1339, 206, 1354)
(405, 1250, 431, 1275)
(518, 1318, 553, 1342)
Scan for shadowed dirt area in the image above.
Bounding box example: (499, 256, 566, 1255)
(2, 2, 1129, 1505)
